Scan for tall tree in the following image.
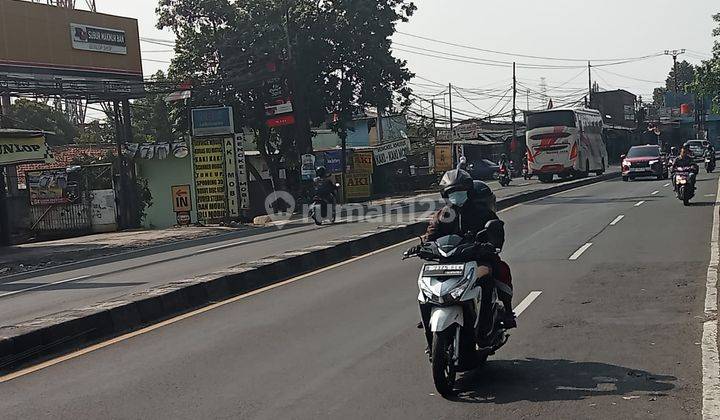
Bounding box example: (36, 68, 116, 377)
(696, 13, 720, 113)
(652, 60, 697, 106)
(156, 0, 415, 189)
(132, 71, 177, 143)
(5, 99, 78, 145)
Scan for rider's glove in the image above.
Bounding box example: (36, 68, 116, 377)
(406, 244, 422, 256)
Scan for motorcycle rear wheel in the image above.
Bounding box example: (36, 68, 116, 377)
(431, 330, 457, 398)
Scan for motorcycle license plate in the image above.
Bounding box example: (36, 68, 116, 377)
(423, 264, 465, 277)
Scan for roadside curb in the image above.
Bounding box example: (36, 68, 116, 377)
(0, 172, 618, 373)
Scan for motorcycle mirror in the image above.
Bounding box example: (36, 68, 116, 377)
(335, 183, 341, 187)
(620, 154, 626, 160)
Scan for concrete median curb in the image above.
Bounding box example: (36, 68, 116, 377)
(0, 172, 618, 373)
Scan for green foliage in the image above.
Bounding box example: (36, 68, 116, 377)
(694, 13, 720, 113)
(77, 120, 116, 145)
(132, 71, 178, 143)
(6, 99, 78, 145)
(665, 60, 696, 92)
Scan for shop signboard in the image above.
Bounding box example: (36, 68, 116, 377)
(191, 107, 234, 137)
(235, 133, 250, 210)
(345, 173, 372, 200)
(373, 139, 410, 166)
(434, 144, 453, 172)
(193, 139, 227, 222)
(223, 137, 240, 217)
(351, 151, 374, 174)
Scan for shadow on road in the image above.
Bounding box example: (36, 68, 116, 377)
(689, 201, 719, 207)
(451, 358, 675, 404)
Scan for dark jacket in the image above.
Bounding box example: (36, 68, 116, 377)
(313, 177, 337, 199)
(424, 200, 500, 243)
(673, 155, 694, 169)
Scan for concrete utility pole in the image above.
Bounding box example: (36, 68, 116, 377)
(587, 61, 592, 108)
(664, 49, 686, 93)
(431, 99, 436, 130)
(0, 94, 9, 246)
(512, 62, 517, 156)
(448, 83, 454, 137)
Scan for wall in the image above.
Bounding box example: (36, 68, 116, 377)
(136, 157, 197, 229)
(592, 90, 637, 129)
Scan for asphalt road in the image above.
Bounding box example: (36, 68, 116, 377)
(0, 170, 711, 419)
(0, 174, 607, 328)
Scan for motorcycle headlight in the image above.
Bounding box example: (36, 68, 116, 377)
(418, 278, 435, 299)
(448, 269, 475, 300)
(649, 160, 658, 165)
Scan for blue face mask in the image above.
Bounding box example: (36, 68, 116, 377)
(448, 191, 469, 207)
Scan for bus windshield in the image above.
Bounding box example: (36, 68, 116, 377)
(527, 111, 576, 130)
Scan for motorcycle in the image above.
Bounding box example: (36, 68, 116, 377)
(705, 154, 716, 173)
(403, 220, 510, 398)
(522, 161, 531, 180)
(308, 184, 340, 225)
(498, 164, 511, 187)
(673, 166, 697, 206)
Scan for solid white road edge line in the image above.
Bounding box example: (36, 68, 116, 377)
(515, 291, 542, 317)
(703, 175, 720, 419)
(634, 201, 646, 207)
(0, 275, 91, 299)
(610, 215, 625, 226)
(569, 243, 593, 261)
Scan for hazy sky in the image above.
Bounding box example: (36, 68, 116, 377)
(97, 0, 718, 117)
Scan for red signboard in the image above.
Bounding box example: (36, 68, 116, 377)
(266, 114, 296, 127)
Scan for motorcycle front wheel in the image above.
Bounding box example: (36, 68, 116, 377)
(431, 330, 456, 398)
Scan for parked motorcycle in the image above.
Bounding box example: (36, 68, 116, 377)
(403, 220, 510, 398)
(673, 166, 697, 206)
(308, 184, 340, 225)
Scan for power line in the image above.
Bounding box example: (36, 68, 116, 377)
(396, 31, 665, 63)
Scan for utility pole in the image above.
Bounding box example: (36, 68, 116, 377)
(431, 99, 436, 130)
(512, 62, 517, 157)
(0, 94, 9, 246)
(664, 49, 686, 93)
(448, 83, 454, 137)
(587, 61, 592, 108)
(526, 89, 530, 111)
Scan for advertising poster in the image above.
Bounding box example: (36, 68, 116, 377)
(351, 151, 374, 174)
(373, 139, 410, 166)
(223, 137, 240, 218)
(434, 144, 453, 172)
(193, 140, 227, 222)
(345, 173, 372, 200)
(27, 169, 70, 205)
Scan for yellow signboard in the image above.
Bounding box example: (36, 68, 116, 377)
(345, 173, 372, 200)
(434, 144, 453, 172)
(352, 151, 374, 174)
(0, 135, 53, 165)
(193, 140, 226, 222)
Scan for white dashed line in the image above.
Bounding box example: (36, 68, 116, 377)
(664, 183, 671, 187)
(634, 201, 646, 207)
(515, 291, 542, 317)
(569, 243, 593, 261)
(610, 215, 625, 226)
(651, 191, 659, 195)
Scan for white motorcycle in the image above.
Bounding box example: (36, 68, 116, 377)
(403, 220, 510, 398)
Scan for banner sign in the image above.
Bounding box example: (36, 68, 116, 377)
(192, 107, 234, 137)
(323, 150, 343, 173)
(27, 169, 70, 206)
(0, 135, 53, 165)
(351, 151, 374, 174)
(223, 137, 240, 218)
(193, 140, 227, 222)
(373, 139, 410, 166)
(70, 23, 127, 55)
(301, 153, 316, 181)
(434, 144, 453, 172)
(345, 173, 372, 199)
(235, 133, 250, 210)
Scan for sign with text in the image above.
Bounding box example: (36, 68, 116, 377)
(70, 23, 127, 55)
(434, 144, 453, 172)
(27, 169, 70, 206)
(0, 134, 53, 165)
(171, 185, 192, 213)
(351, 151, 374, 174)
(192, 107, 234, 137)
(373, 139, 410, 166)
(223, 137, 240, 218)
(345, 173, 372, 200)
(193, 140, 227, 222)
(267, 114, 296, 128)
(235, 133, 250, 210)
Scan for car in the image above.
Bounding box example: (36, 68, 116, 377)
(621, 145, 669, 181)
(684, 140, 708, 162)
(466, 159, 501, 180)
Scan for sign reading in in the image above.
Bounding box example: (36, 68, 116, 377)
(70, 23, 127, 55)
(193, 140, 227, 222)
(373, 139, 410, 166)
(192, 107, 234, 137)
(0, 134, 53, 165)
(171, 185, 192, 213)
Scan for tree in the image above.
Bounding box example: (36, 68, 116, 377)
(156, 0, 416, 190)
(132, 71, 178, 143)
(695, 13, 720, 113)
(6, 99, 78, 145)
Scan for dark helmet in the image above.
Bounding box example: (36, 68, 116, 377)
(671, 146, 678, 155)
(439, 169, 473, 198)
(316, 166, 327, 178)
(472, 180, 497, 211)
(501, 153, 507, 160)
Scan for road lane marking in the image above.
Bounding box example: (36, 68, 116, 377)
(569, 243, 593, 261)
(609, 215, 625, 226)
(196, 241, 247, 254)
(634, 201, 646, 207)
(664, 183, 671, 187)
(0, 237, 420, 383)
(702, 175, 720, 419)
(515, 291, 542, 317)
(0, 276, 91, 299)
(651, 191, 659, 195)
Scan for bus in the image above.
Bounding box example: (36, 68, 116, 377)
(525, 108, 608, 183)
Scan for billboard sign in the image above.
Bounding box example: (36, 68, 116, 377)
(0, 133, 53, 165)
(192, 107, 234, 137)
(373, 139, 410, 166)
(70, 23, 127, 55)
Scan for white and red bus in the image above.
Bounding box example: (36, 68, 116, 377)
(525, 108, 608, 182)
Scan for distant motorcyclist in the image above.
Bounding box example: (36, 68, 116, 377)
(313, 166, 337, 218)
(672, 146, 698, 189)
(408, 169, 516, 330)
(457, 155, 468, 170)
